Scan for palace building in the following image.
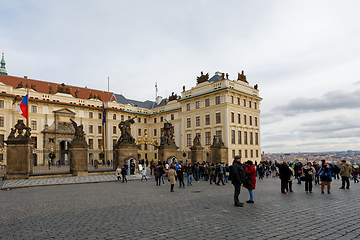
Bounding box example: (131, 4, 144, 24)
(0, 54, 262, 166)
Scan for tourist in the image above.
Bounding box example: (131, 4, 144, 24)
(278, 162, 292, 194)
(318, 161, 333, 194)
(203, 163, 209, 181)
(168, 165, 177, 192)
(339, 160, 351, 189)
(141, 167, 147, 181)
(150, 160, 154, 175)
(186, 163, 194, 186)
(121, 166, 127, 183)
(224, 163, 230, 183)
(115, 165, 121, 182)
(301, 162, 316, 193)
(216, 163, 225, 186)
(130, 161, 135, 175)
(257, 164, 264, 179)
(231, 155, 246, 207)
(313, 161, 320, 185)
(156, 162, 163, 186)
(287, 164, 294, 193)
(209, 163, 216, 184)
(176, 165, 185, 188)
(294, 162, 302, 184)
(352, 168, 359, 183)
(333, 164, 340, 179)
(244, 160, 256, 203)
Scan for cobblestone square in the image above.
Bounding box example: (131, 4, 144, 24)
(1, 176, 359, 239)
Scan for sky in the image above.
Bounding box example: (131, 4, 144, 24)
(1, 0, 360, 153)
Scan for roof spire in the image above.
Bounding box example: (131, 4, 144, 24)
(0, 53, 8, 75)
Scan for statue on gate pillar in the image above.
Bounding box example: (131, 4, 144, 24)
(117, 115, 137, 145)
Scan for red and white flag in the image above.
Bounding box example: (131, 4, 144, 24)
(15, 94, 28, 119)
(155, 82, 158, 92)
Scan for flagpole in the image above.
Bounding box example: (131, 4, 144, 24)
(26, 67, 29, 127)
(102, 84, 106, 163)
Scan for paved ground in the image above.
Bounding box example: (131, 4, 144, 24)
(0, 176, 359, 240)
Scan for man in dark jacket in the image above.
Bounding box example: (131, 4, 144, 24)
(278, 162, 292, 194)
(231, 156, 246, 207)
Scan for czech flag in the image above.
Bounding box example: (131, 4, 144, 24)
(15, 94, 28, 119)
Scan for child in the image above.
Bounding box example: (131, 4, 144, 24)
(352, 168, 359, 183)
(115, 166, 121, 182)
(141, 167, 147, 181)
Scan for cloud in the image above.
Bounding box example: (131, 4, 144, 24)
(271, 89, 360, 116)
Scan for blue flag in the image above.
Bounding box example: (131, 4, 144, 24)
(102, 103, 106, 125)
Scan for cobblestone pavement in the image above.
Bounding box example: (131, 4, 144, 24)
(0, 176, 359, 240)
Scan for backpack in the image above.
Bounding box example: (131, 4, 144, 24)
(216, 165, 221, 174)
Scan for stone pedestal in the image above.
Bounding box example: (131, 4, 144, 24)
(158, 144, 179, 163)
(190, 145, 204, 164)
(210, 145, 228, 164)
(113, 143, 138, 170)
(5, 139, 34, 179)
(69, 140, 88, 176)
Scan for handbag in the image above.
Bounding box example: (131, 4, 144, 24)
(225, 172, 229, 176)
(245, 176, 252, 185)
(300, 172, 306, 181)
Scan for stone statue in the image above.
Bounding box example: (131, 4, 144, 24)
(226, 73, 229, 79)
(49, 85, 53, 94)
(31, 84, 36, 91)
(8, 128, 16, 139)
(196, 71, 209, 84)
(88, 93, 93, 99)
(237, 70, 248, 83)
(254, 84, 258, 90)
(75, 89, 79, 98)
(212, 135, 217, 146)
(168, 92, 178, 101)
(183, 85, 185, 92)
(210, 135, 225, 148)
(160, 120, 175, 145)
(221, 73, 225, 80)
(118, 116, 137, 144)
(8, 120, 31, 140)
(57, 83, 71, 94)
(193, 134, 201, 146)
(70, 119, 86, 141)
(17, 81, 24, 89)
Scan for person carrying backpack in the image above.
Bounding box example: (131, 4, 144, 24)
(318, 160, 333, 194)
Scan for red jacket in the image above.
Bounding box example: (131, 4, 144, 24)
(244, 164, 256, 190)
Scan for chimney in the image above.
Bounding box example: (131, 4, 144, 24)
(156, 96, 163, 105)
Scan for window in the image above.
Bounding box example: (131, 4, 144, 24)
(98, 126, 102, 134)
(244, 115, 247, 125)
(187, 134, 192, 146)
(231, 130, 235, 144)
(113, 126, 117, 134)
(98, 139, 102, 149)
(31, 137, 37, 148)
(138, 128, 141, 136)
(251, 150, 253, 158)
(231, 112, 234, 123)
(215, 130, 222, 142)
(249, 101, 252, 108)
(0, 134, 4, 147)
(31, 106, 37, 113)
(244, 131, 247, 144)
(113, 139, 117, 147)
(205, 99, 210, 107)
(154, 128, 157, 136)
(249, 116, 252, 125)
(154, 118, 157, 123)
(128, 116, 131, 119)
(187, 118, 191, 128)
(255, 133, 258, 145)
(196, 101, 200, 109)
(144, 144, 148, 150)
(98, 113, 102, 119)
(144, 118, 147, 124)
(237, 98, 240, 105)
(187, 103, 191, 111)
(145, 153, 148, 159)
(250, 132, 253, 145)
(89, 125, 93, 133)
(254, 102, 257, 109)
(255, 117, 258, 127)
(113, 114, 116, 120)
(171, 114, 174, 120)
(205, 132, 211, 145)
(49, 138, 54, 143)
(243, 99, 246, 106)
(232, 150, 235, 158)
(205, 114, 210, 125)
(238, 113, 241, 124)
(216, 112, 221, 124)
(88, 139, 93, 149)
(160, 117, 163, 122)
(215, 96, 220, 104)
(245, 150, 248, 158)
(256, 150, 259, 158)
(89, 112, 93, 118)
(138, 117, 141, 123)
(238, 131, 241, 144)
(0, 117, 3, 127)
(239, 150, 242, 158)
(0, 100, 3, 108)
(31, 120, 36, 130)
(196, 116, 200, 126)
(155, 153, 157, 159)
(231, 96, 234, 103)
(121, 115, 124, 120)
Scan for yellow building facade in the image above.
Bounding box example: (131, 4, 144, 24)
(0, 65, 261, 165)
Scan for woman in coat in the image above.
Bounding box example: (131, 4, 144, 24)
(301, 162, 316, 193)
(168, 164, 177, 192)
(115, 166, 121, 182)
(244, 160, 256, 203)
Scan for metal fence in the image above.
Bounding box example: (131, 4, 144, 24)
(31, 149, 71, 175)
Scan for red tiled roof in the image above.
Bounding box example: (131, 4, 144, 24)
(0, 75, 113, 102)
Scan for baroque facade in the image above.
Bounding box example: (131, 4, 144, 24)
(0, 57, 261, 165)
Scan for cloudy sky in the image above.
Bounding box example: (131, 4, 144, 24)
(2, 0, 360, 153)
